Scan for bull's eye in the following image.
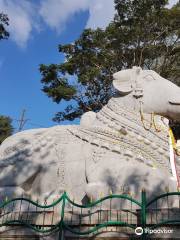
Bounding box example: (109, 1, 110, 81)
(169, 100, 180, 105)
(169, 96, 180, 105)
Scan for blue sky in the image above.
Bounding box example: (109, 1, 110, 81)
(0, 0, 177, 132)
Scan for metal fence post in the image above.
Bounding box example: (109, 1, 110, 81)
(141, 189, 147, 240)
(59, 192, 66, 240)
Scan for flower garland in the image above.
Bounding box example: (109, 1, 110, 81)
(169, 128, 177, 151)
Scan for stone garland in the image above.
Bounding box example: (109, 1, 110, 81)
(54, 144, 65, 191)
(108, 98, 168, 140)
(99, 100, 168, 149)
(95, 103, 171, 172)
(96, 109, 168, 152)
(68, 126, 171, 173)
(82, 127, 170, 171)
(45, 128, 74, 193)
(67, 96, 171, 173)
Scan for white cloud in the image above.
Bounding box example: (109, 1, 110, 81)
(168, 0, 179, 8)
(39, 0, 90, 32)
(86, 0, 114, 29)
(0, 0, 38, 48)
(39, 0, 115, 31)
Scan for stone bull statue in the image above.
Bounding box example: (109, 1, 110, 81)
(0, 67, 180, 202)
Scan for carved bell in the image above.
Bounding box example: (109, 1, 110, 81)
(133, 87, 143, 98)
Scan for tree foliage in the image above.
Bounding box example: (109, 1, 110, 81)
(0, 116, 13, 144)
(40, 0, 180, 122)
(0, 12, 9, 40)
(0, 13, 12, 144)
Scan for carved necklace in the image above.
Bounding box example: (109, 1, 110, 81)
(101, 98, 168, 146)
(139, 100, 168, 132)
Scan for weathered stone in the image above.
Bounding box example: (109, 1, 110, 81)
(0, 67, 180, 203)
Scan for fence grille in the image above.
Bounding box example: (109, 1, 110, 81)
(0, 190, 180, 239)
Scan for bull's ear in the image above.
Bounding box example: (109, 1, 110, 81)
(113, 80, 132, 94)
(113, 70, 133, 94)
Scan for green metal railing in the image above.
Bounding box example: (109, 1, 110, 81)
(0, 190, 180, 239)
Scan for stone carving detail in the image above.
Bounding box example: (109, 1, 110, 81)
(0, 67, 180, 202)
(55, 145, 65, 191)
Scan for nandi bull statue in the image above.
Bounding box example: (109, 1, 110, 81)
(0, 67, 180, 203)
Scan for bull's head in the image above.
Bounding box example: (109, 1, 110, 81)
(113, 67, 180, 121)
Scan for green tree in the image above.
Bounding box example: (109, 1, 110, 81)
(40, 0, 180, 122)
(0, 116, 13, 144)
(0, 12, 9, 40)
(0, 13, 12, 144)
